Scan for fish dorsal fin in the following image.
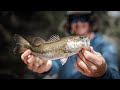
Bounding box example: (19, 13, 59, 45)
(47, 35, 60, 43)
(32, 37, 46, 46)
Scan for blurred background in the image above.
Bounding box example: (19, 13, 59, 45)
(0, 11, 120, 79)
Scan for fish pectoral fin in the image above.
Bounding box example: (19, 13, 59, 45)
(60, 57, 68, 66)
(32, 37, 46, 46)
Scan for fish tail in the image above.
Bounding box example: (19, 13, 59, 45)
(13, 34, 31, 54)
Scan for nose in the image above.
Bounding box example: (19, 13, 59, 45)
(76, 20, 84, 25)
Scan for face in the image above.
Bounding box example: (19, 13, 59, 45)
(69, 15, 91, 36)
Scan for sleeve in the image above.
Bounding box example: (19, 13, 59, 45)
(41, 60, 62, 77)
(98, 43, 120, 79)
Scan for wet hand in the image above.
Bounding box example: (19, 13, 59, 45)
(21, 49, 52, 73)
(74, 47, 107, 78)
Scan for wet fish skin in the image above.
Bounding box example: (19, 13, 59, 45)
(14, 34, 90, 65)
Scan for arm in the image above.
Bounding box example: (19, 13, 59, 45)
(74, 46, 120, 79)
(100, 44, 120, 79)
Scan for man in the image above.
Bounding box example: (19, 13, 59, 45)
(21, 11, 120, 79)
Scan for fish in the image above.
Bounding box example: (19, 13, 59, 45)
(13, 34, 90, 66)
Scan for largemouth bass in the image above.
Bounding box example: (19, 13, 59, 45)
(14, 34, 90, 65)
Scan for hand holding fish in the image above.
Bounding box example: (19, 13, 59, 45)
(14, 34, 91, 74)
(74, 46, 107, 78)
(14, 34, 90, 66)
(21, 49, 52, 73)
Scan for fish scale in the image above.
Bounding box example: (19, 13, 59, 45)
(14, 34, 90, 66)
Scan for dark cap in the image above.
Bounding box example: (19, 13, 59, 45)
(66, 11, 93, 16)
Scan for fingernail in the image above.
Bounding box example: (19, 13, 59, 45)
(81, 49, 85, 53)
(39, 60, 43, 65)
(84, 51, 90, 55)
(35, 63, 40, 67)
(28, 55, 31, 59)
(27, 49, 32, 53)
(27, 58, 32, 63)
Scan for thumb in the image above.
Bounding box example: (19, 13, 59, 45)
(90, 46, 95, 54)
(90, 46, 101, 56)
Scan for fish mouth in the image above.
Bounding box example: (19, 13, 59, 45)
(81, 37, 90, 51)
(79, 36, 87, 39)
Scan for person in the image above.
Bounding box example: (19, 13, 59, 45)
(21, 11, 120, 79)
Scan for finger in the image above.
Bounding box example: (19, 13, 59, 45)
(27, 55, 36, 70)
(21, 49, 32, 64)
(75, 61, 93, 77)
(90, 46, 95, 54)
(95, 52, 102, 58)
(79, 51, 94, 66)
(88, 47, 105, 65)
(93, 52, 106, 64)
(90, 47, 101, 56)
(81, 49, 101, 66)
(32, 58, 42, 72)
(77, 56, 91, 74)
(74, 61, 87, 75)
(78, 51, 97, 73)
(32, 64, 39, 72)
(37, 60, 52, 73)
(34, 57, 43, 66)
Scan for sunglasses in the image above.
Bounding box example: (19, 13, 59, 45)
(69, 15, 90, 23)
